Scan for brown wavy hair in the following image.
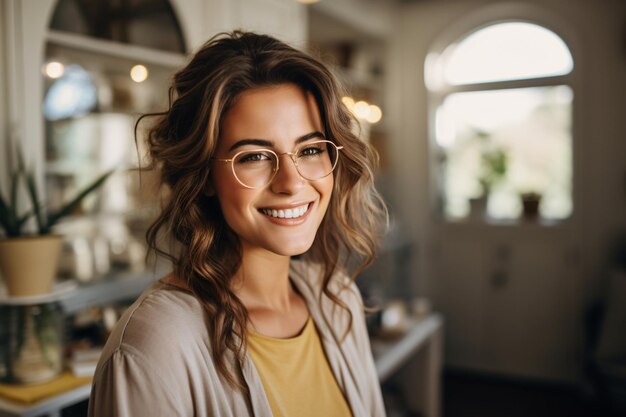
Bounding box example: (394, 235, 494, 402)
(138, 31, 387, 391)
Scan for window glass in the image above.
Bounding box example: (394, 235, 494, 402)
(436, 86, 573, 221)
(443, 22, 573, 85)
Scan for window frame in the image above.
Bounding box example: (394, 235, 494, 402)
(425, 8, 580, 225)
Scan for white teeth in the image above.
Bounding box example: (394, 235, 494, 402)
(261, 204, 309, 219)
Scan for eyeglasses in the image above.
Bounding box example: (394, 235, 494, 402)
(212, 140, 343, 189)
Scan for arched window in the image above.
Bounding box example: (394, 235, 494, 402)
(426, 22, 574, 222)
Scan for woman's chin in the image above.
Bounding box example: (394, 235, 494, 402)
(268, 237, 315, 257)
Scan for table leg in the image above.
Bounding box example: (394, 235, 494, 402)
(425, 326, 443, 417)
(398, 325, 443, 417)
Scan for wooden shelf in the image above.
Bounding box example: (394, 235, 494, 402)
(0, 383, 91, 417)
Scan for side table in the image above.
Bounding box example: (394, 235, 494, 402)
(372, 313, 444, 417)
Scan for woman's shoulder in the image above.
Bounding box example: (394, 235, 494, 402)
(98, 278, 210, 367)
(90, 279, 247, 416)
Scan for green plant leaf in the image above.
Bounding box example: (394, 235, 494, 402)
(24, 170, 45, 234)
(9, 145, 44, 235)
(10, 168, 20, 213)
(46, 170, 114, 231)
(16, 211, 32, 229)
(0, 166, 22, 234)
(0, 192, 19, 237)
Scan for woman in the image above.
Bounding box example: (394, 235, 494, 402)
(88, 31, 387, 417)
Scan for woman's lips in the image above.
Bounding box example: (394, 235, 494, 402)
(258, 202, 313, 225)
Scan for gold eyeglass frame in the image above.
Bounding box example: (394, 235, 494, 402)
(212, 139, 343, 189)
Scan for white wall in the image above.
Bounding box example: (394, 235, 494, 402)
(387, 0, 626, 298)
(311, 0, 394, 40)
(171, 0, 308, 52)
(0, 0, 54, 188)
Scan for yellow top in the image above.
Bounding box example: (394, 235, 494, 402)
(247, 317, 353, 417)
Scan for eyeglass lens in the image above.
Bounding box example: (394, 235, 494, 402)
(232, 140, 338, 188)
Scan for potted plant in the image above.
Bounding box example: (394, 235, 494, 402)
(478, 147, 508, 198)
(519, 191, 542, 220)
(0, 148, 112, 297)
(468, 131, 508, 220)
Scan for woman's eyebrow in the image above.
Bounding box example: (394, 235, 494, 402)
(228, 131, 326, 152)
(228, 138, 273, 151)
(295, 131, 326, 144)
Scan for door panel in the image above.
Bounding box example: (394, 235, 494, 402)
(433, 238, 485, 369)
(432, 226, 582, 382)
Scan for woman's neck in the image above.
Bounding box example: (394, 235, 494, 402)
(230, 245, 295, 313)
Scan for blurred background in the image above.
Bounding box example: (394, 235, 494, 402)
(0, 0, 625, 416)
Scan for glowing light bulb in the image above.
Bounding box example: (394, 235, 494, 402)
(342, 96, 355, 111)
(353, 100, 370, 120)
(45, 61, 65, 79)
(366, 105, 382, 124)
(130, 65, 148, 83)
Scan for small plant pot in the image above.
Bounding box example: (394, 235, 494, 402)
(520, 195, 542, 220)
(0, 235, 63, 297)
(468, 197, 488, 222)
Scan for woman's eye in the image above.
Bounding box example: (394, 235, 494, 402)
(238, 152, 272, 163)
(300, 146, 325, 157)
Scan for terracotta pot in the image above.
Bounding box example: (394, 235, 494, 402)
(0, 235, 63, 297)
(521, 195, 542, 220)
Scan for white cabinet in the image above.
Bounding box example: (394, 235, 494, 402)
(431, 224, 583, 382)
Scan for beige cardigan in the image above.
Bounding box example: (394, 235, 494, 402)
(88, 261, 386, 417)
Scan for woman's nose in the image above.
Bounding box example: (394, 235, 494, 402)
(270, 154, 305, 194)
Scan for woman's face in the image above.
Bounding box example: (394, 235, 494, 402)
(210, 83, 334, 258)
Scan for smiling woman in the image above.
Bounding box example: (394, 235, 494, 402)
(210, 85, 336, 258)
(87, 31, 388, 417)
